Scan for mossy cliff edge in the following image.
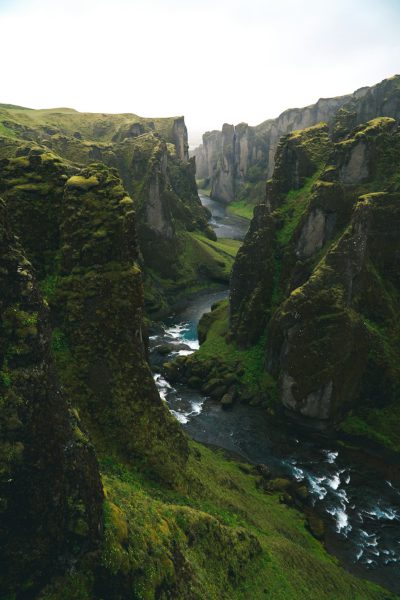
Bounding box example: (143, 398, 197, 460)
(0, 106, 229, 316)
(217, 115, 400, 454)
(0, 200, 103, 595)
(0, 112, 395, 597)
(193, 74, 400, 212)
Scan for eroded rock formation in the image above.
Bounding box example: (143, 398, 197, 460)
(193, 75, 400, 205)
(229, 114, 400, 438)
(0, 200, 103, 596)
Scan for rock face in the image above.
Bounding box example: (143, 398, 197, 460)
(229, 203, 275, 345)
(172, 116, 190, 161)
(59, 163, 189, 479)
(0, 106, 215, 313)
(229, 114, 400, 435)
(193, 75, 400, 204)
(268, 189, 400, 426)
(230, 122, 331, 346)
(0, 200, 103, 596)
(0, 149, 189, 483)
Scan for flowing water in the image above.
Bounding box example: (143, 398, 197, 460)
(150, 193, 400, 594)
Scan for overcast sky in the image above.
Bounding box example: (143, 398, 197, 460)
(1, 0, 399, 146)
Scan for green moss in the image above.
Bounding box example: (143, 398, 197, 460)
(193, 300, 277, 400)
(340, 412, 400, 453)
(66, 175, 99, 190)
(13, 182, 52, 194)
(40, 443, 391, 599)
(227, 199, 254, 220)
(0, 121, 17, 138)
(274, 170, 322, 246)
(191, 233, 241, 260)
(39, 274, 61, 303)
(146, 232, 240, 306)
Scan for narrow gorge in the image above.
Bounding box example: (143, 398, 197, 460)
(1, 72, 400, 600)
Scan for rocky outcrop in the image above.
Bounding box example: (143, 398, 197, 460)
(268, 190, 400, 426)
(0, 108, 215, 312)
(0, 105, 188, 159)
(59, 164, 189, 479)
(193, 75, 400, 205)
(195, 129, 222, 182)
(230, 122, 331, 345)
(210, 123, 236, 203)
(333, 75, 400, 139)
(229, 113, 400, 436)
(0, 200, 103, 596)
(172, 116, 189, 161)
(0, 151, 189, 482)
(229, 204, 275, 345)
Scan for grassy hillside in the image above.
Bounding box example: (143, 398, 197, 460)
(0, 104, 182, 144)
(39, 441, 393, 600)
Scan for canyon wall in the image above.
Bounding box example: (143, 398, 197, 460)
(193, 75, 400, 205)
(229, 110, 400, 440)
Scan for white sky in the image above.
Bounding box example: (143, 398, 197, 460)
(1, 0, 399, 146)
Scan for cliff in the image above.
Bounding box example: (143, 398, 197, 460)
(228, 114, 400, 446)
(0, 103, 397, 599)
(0, 106, 222, 316)
(0, 199, 103, 596)
(0, 148, 189, 483)
(193, 75, 400, 207)
(0, 105, 189, 160)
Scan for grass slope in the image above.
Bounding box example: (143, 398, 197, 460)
(0, 105, 182, 144)
(40, 442, 394, 599)
(227, 199, 255, 220)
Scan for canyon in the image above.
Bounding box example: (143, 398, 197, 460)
(1, 75, 400, 600)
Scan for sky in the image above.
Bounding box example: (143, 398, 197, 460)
(1, 0, 399, 147)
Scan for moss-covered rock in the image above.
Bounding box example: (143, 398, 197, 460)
(56, 163, 188, 482)
(0, 107, 219, 315)
(230, 123, 330, 347)
(0, 145, 75, 277)
(227, 111, 400, 449)
(193, 74, 400, 208)
(0, 149, 189, 482)
(0, 199, 103, 597)
(37, 443, 393, 600)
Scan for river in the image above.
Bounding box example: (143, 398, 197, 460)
(150, 193, 400, 595)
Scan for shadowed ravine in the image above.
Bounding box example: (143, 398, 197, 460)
(150, 193, 400, 595)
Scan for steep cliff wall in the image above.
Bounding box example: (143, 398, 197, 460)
(0, 200, 103, 597)
(193, 75, 400, 205)
(228, 114, 400, 446)
(0, 148, 189, 483)
(0, 107, 396, 600)
(0, 107, 218, 314)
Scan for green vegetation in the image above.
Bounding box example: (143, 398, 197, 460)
(2, 85, 400, 599)
(0, 104, 227, 317)
(144, 233, 240, 314)
(227, 106, 400, 458)
(228, 199, 254, 220)
(0, 104, 183, 145)
(168, 300, 277, 406)
(192, 233, 241, 259)
(40, 442, 392, 600)
(274, 171, 321, 246)
(340, 409, 400, 454)
(0, 121, 17, 138)
(39, 273, 61, 303)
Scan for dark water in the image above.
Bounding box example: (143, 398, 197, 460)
(150, 194, 400, 595)
(200, 193, 249, 240)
